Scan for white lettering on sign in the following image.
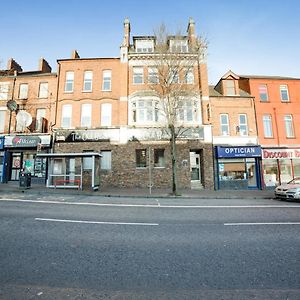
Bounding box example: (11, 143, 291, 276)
(263, 149, 300, 159)
(224, 147, 256, 155)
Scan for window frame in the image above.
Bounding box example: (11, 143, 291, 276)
(154, 149, 165, 168)
(284, 114, 295, 138)
(38, 82, 48, 98)
(35, 108, 46, 131)
(83, 71, 93, 92)
(238, 114, 248, 136)
(0, 82, 10, 100)
(19, 83, 28, 100)
(259, 84, 268, 102)
(263, 114, 273, 138)
(0, 109, 6, 132)
(81, 103, 92, 128)
(101, 103, 112, 126)
(136, 149, 147, 168)
(64, 71, 74, 93)
(102, 70, 112, 91)
(225, 80, 235, 96)
(220, 114, 230, 136)
(61, 104, 72, 128)
(133, 67, 144, 84)
(280, 85, 289, 102)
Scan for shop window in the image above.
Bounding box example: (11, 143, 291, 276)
(218, 159, 246, 181)
(154, 149, 165, 168)
(136, 149, 147, 168)
(293, 160, 300, 177)
(279, 159, 293, 184)
(262, 160, 279, 187)
(101, 151, 112, 170)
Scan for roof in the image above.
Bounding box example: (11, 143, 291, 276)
(57, 57, 120, 62)
(239, 75, 300, 80)
(209, 85, 253, 98)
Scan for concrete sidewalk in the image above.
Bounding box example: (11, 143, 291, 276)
(0, 182, 275, 199)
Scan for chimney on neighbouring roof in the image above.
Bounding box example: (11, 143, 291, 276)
(7, 58, 23, 72)
(187, 17, 196, 48)
(39, 58, 52, 73)
(71, 50, 80, 59)
(122, 17, 131, 47)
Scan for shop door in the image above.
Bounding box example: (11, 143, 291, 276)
(246, 158, 258, 188)
(190, 151, 202, 189)
(11, 153, 22, 181)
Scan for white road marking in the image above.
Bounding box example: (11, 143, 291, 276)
(224, 222, 300, 226)
(1, 198, 300, 209)
(35, 218, 159, 226)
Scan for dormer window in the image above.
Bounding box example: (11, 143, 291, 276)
(169, 39, 188, 53)
(224, 80, 236, 96)
(135, 40, 154, 53)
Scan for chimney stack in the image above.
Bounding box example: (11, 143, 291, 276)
(71, 50, 80, 59)
(187, 17, 196, 48)
(7, 58, 23, 72)
(39, 58, 52, 73)
(122, 17, 131, 47)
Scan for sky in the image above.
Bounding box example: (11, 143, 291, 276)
(1, 0, 299, 84)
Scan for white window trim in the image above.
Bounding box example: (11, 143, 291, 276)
(220, 114, 230, 136)
(102, 70, 112, 91)
(81, 103, 92, 128)
(83, 71, 93, 92)
(64, 71, 74, 93)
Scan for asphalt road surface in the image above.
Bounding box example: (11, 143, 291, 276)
(0, 196, 300, 299)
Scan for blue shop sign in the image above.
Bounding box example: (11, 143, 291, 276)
(0, 137, 4, 150)
(216, 146, 262, 158)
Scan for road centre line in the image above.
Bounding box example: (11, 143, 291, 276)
(1, 198, 300, 208)
(224, 222, 300, 226)
(35, 218, 159, 226)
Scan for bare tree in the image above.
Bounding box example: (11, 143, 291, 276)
(146, 23, 207, 195)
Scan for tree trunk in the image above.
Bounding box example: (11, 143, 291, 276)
(170, 127, 177, 195)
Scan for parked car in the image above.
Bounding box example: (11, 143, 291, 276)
(275, 177, 300, 200)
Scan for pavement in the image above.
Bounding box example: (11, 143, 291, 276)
(0, 181, 275, 199)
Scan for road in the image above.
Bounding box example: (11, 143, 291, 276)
(0, 195, 300, 299)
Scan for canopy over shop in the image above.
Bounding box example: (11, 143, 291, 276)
(36, 152, 101, 190)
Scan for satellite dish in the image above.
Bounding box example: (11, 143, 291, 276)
(16, 111, 32, 131)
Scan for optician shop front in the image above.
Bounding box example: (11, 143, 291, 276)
(215, 145, 262, 190)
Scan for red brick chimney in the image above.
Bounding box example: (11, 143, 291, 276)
(71, 50, 80, 59)
(39, 58, 52, 73)
(7, 58, 23, 72)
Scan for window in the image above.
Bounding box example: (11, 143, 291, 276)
(170, 39, 188, 53)
(38, 82, 48, 98)
(19, 83, 28, 99)
(169, 70, 179, 84)
(135, 40, 154, 53)
(184, 68, 194, 84)
(132, 99, 159, 123)
(36, 108, 46, 131)
(148, 67, 159, 84)
(0, 82, 9, 100)
(102, 70, 112, 91)
(178, 99, 196, 122)
(101, 150, 112, 170)
(0, 110, 6, 132)
(101, 103, 112, 126)
(259, 84, 268, 101)
(239, 114, 248, 136)
(154, 149, 165, 168)
(284, 115, 295, 138)
(263, 114, 273, 138)
(220, 114, 229, 136)
(81, 103, 92, 127)
(133, 67, 143, 84)
(83, 71, 93, 92)
(136, 149, 147, 168)
(225, 80, 235, 96)
(280, 85, 289, 102)
(64, 71, 74, 92)
(61, 104, 72, 128)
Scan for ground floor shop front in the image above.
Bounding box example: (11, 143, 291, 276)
(262, 147, 300, 187)
(1, 134, 51, 184)
(54, 138, 214, 190)
(215, 146, 262, 190)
